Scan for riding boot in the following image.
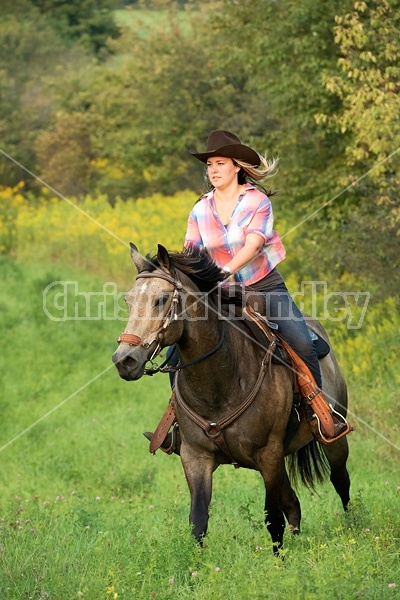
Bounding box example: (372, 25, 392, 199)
(143, 423, 181, 455)
(270, 332, 352, 444)
(143, 391, 181, 455)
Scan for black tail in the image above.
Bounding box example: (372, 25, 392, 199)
(287, 440, 330, 491)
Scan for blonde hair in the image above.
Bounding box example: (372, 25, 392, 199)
(234, 155, 279, 183)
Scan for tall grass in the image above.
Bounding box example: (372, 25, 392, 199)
(0, 256, 399, 599)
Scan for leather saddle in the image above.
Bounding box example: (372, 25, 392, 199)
(239, 310, 330, 364)
(239, 305, 330, 448)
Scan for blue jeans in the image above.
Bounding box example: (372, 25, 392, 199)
(262, 283, 322, 388)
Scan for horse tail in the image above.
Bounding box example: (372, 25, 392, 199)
(287, 440, 330, 491)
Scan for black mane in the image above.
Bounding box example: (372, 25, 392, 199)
(147, 246, 226, 293)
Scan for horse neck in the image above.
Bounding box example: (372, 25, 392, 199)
(175, 298, 248, 409)
(177, 295, 224, 366)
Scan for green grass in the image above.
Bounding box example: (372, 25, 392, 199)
(0, 256, 399, 599)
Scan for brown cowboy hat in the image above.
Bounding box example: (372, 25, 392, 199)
(190, 130, 261, 166)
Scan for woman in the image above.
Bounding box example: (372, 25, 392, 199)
(145, 130, 347, 453)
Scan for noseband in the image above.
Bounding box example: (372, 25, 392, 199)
(117, 270, 182, 362)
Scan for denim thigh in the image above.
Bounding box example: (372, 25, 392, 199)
(264, 284, 322, 388)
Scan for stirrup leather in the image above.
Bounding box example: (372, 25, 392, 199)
(149, 396, 177, 454)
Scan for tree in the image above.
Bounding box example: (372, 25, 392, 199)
(29, 0, 121, 54)
(35, 111, 98, 197)
(320, 0, 400, 223)
(38, 7, 253, 199)
(40, 0, 351, 205)
(0, 9, 90, 188)
(314, 0, 400, 294)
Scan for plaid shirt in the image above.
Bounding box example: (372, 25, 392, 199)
(185, 184, 286, 286)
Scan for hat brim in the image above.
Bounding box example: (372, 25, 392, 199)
(190, 143, 260, 167)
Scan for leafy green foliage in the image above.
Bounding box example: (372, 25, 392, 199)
(314, 0, 400, 294)
(0, 1, 399, 293)
(29, 0, 121, 53)
(0, 5, 92, 188)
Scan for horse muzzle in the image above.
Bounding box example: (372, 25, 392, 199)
(112, 345, 148, 381)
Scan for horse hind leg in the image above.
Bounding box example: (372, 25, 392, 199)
(323, 436, 351, 511)
(281, 468, 301, 534)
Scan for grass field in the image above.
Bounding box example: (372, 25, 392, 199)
(114, 5, 194, 38)
(0, 256, 399, 599)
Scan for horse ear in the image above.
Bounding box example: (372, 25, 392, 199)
(130, 242, 147, 273)
(157, 244, 171, 272)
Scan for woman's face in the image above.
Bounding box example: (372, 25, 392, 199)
(206, 156, 240, 190)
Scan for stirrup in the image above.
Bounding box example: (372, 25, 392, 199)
(313, 407, 354, 444)
(143, 424, 180, 455)
(144, 396, 177, 454)
(163, 423, 180, 455)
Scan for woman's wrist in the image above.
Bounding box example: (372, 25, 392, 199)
(222, 265, 231, 275)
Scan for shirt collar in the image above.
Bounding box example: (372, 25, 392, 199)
(203, 183, 256, 202)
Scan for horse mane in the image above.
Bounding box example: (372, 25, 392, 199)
(146, 246, 243, 305)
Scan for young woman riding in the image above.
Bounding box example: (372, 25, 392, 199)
(145, 130, 348, 452)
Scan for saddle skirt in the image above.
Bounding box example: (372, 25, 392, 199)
(241, 305, 331, 449)
(240, 307, 330, 363)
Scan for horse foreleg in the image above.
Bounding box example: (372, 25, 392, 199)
(281, 468, 301, 534)
(323, 437, 351, 511)
(180, 445, 217, 544)
(258, 446, 286, 555)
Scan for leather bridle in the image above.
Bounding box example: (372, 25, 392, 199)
(117, 270, 182, 363)
(116, 269, 225, 374)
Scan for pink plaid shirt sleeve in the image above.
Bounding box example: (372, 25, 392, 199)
(185, 211, 202, 247)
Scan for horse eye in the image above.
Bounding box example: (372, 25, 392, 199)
(155, 294, 169, 307)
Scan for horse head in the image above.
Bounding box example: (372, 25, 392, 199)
(112, 243, 192, 381)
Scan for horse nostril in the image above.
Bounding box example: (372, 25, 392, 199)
(112, 350, 126, 366)
(112, 348, 140, 370)
(120, 356, 138, 370)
